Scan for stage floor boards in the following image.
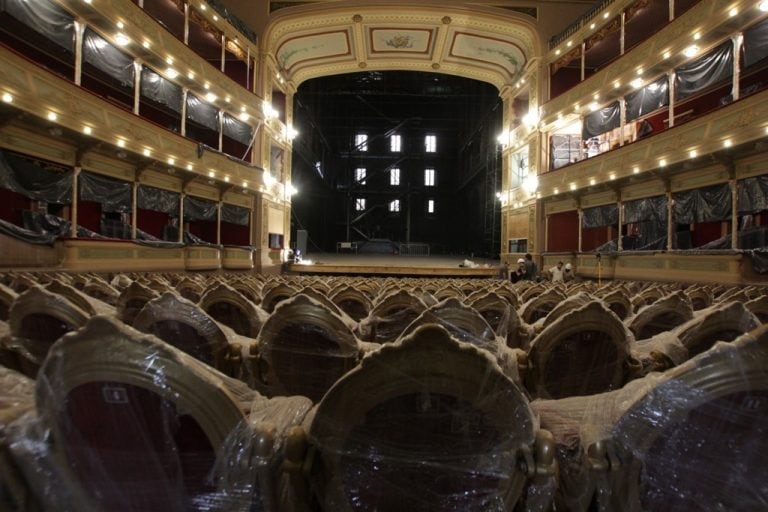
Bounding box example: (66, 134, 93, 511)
(287, 253, 503, 278)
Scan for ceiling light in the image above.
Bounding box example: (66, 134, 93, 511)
(663, 50, 671, 59)
(83, 0, 91, 3)
(555, 49, 561, 56)
(200, 3, 206, 10)
(224, 175, 230, 182)
(633, 166, 639, 174)
(760, 1, 768, 12)
(569, 182, 577, 191)
(116, 21, 124, 29)
(693, 32, 701, 40)
(213, 15, 218, 21)
(609, 173, 616, 180)
(115, 33, 130, 46)
(683, 45, 699, 58)
(566, 40, 572, 47)
(631, 78, 643, 89)
(724, 139, 732, 148)
(83, 125, 92, 135)
(142, 40, 151, 48)
(204, 82, 210, 90)
(143, 148, 151, 156)
(553, 187, 559, 194)
(167, 157, 175, 165)
(1, 92, 12, 103)
(589, 178, 596, 186)
(603, 11, 610, 18)
(47, 111, 57, 121)
(166, 67, 179, 79)
(238, 112, 249, 122)
(659, 159, 667, 167)
(729, 7, 738, 16)
(242, 181, 248, 188)
(689, 149, 697, 158)
(187, 71, 195, 79)
(208, 171, 215, 178)
(166, 56, 174, 65)
(205, 92, 217, 103)
(613, 80, 621, 88)
(590, 23, 595, 29)
(116, 138, 126, 148)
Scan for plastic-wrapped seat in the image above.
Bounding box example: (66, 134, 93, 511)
(526, 301, 635, 399)
(199, 283, 269, 339)
(25, 315, 312, 512)
(133, 292, 251, 381)
(289, 324, 555, 511)
(330, 285, 373, 322)
(2, 285, 90, 377)
(116, 281, 161, 325)
(358, 290, 427, 344)
(253, 294, 363, 403)
(588, 324, 768, 511)
(626, 291, 693, 340)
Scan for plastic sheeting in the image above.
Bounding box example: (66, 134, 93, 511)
(137, 185, 180, 214)
(744, 17, 768, 68)
(675, 41, 733, 101)
(582, 203, 618, 228)
(186, 94, 220, 131)
(0, 0, 74, 51)
(624, 196, 668, 251)
(140, 67, 183, 113)
(0, 150, 72, 204)
(183, 195, 217, 221)
(738, 175, 768, 213)
(220, 203, 249, 226)
(78, 172, 131, 213)
(673, 183, 732, 224)
(582, 101, 620, 139)
(625, 76, 668, 122)
(222, 114, 253, 146)
(207, 0, 257, 44)
(82, 28, 134, 88)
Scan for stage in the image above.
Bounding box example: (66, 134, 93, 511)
(286, 253, 503, 278)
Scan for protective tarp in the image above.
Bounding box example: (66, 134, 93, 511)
(550, 134, 581, 169)
(582, 203, 618, 228)
(626, 76, 668, 121)
(743, 17, 768, 68)
(78, 172, 132, 213)
(220, 203, 249, 226)
(582, 101, 620, 139)
(738, 175, 768, 213)
(82, 28, 134, 88)
(750, 249, 768, 273)
(1, 211, 106, 244)
(186, 94, 220, 131)
(675, 41, 733, 101)
(0, 150, 72, 204)
(0, 0, 74, 51)
(140, 67, 183, 113)
(137, 185, 180, 214)
(673, 183, 732, 224)
(623, 195, 668, 250)
(0, 217, 58, 245)
(183, 195, 217, 221)
(222, 114, 253, 146)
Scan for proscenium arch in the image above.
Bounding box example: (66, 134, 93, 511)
(262, 2, 540, 92)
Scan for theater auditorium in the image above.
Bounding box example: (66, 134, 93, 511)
(0, 0, 767, 510)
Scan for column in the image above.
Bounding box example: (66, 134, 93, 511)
(577, 208, 583, 253)
(216, 201, 222, 245)
(133, 61, 141, 115)
(181, 88, 188, 137)
(183, 2, 190, 46)
(74, 22, 85, 85)
(617, 198, 624, 251)
(619, 97, 626, 146)
(221, 34, 227, 73)
(668, 72, 676, 128)
(544, 214, 550, 253)
(580, 42, 586, 82)
(70, 166, 81, 238)
(131, 181, 138, 240)
(178, 192, 185, 243)
(731, 179, 738, 250)
(620, 11, 626, 55)
(732, 34, 743, 102)
(666, 190, 674, 250)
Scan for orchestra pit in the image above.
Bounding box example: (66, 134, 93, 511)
(1, 0, 768, 510)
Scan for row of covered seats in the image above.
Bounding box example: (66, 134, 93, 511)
(0, 270, 766, 510)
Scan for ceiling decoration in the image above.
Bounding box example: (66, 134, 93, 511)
(263, 4, 538, 91)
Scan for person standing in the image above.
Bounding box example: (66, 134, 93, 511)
(523, 253, 538, 281)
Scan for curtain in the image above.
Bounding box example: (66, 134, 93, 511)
(582, 101, 620, 139)
(626, 76, 669, 121)
(78, 172, 131, 213)
(673, 183, 731, 224)
(183, 195, 217, 221)
(137, 185, 180, 214)
(675, 41, 733, 101)
(221, 203, 249, 226)
(140, 66, 183, 113)
(582, 203, 618, 228)
(83, 28, 134, 88)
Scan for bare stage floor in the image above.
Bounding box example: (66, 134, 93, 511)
(287, 253, 503, 278)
